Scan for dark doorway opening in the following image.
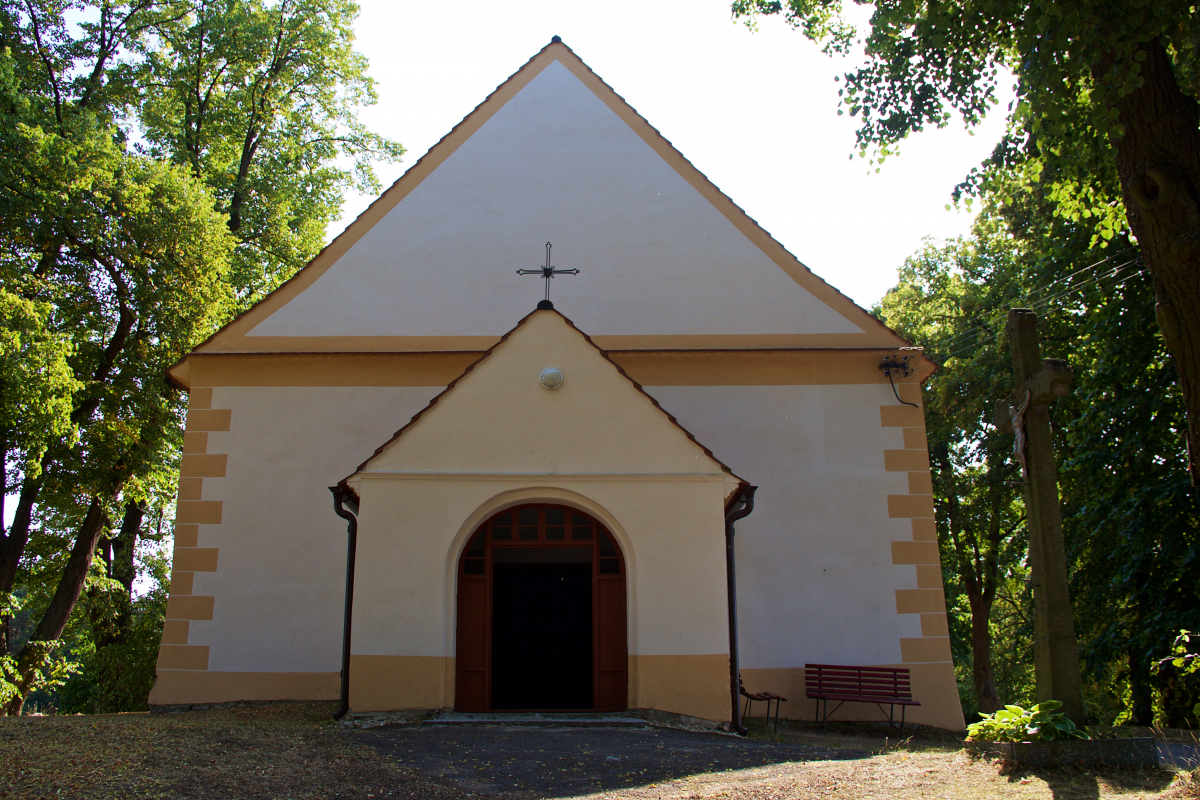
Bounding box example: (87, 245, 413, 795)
(491, 559, 593, 709)
(455, 504, 627, 712)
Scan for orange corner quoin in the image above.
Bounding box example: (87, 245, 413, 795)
(150, 38, 963, 732)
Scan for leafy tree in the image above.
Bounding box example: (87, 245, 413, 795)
(879, 171, 1199, 725)
(139, 0, 403, 300)
(59, 542, 169, 713)
(1051, 245, 1200, 728)
(0, 293, 79, 590)
(0, 123, 236, 714)
(981, 137, 1200, 726)
(733, 0, 1200, 483)
(0, 0, 400, 713)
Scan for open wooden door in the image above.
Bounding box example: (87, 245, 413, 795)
(455, 504, 627, 712)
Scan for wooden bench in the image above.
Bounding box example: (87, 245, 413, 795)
(739, 675, 787, 733)
(805, 664, 919, 731)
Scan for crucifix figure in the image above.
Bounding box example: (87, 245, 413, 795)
(517, 242, 579, 309)
(1009, 389, 1032, 481)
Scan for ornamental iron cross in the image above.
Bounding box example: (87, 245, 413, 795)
(517, 242, 578, 306)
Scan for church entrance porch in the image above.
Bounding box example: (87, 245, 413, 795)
(455, 504, 628, 712)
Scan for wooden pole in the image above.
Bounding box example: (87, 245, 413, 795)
(1004, 308, 1085, 724)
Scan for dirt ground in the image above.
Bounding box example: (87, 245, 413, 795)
(0, 703, 1196, 800)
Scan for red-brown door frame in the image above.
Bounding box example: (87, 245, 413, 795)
(454, 503, 627, 712)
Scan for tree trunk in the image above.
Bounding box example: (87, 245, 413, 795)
(968, 592, 1002, 713)
(0, 478, 43, 657)
(3, 497, 109, 715)
(96, 501, 143, 648)
(1104, 38, 1200, 483)
(1128, 644, 1155, 726)
(0, 479, 42, 597)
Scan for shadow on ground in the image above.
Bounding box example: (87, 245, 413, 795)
(998, 763, 1179, 800)
(353, 724, 872, 797)
(1159, 741, 1200, 770)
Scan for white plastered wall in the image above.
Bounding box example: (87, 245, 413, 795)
(643, 384, 923, 666)
(178, 380, 932, 706)
(183, 382, 921, 678)
(246, 60, 862, 340)
(186, 385, 442, 671)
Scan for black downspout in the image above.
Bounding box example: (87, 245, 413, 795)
(725, 484, 757, 736)
(331, 485, 359, 721)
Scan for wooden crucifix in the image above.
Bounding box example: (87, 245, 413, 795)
(995, 308, 1085, 724)
(517, 242, 579, 309)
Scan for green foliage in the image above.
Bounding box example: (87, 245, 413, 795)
(967, 700, 1089, 743)
(876, 148, 1199, 725)
(0, 0, 399, 714)
(731, 0, 1195, 246)
(0, 290, 79, 487)
(59, 561, 168, 714)
(0, 105, 237, 511)
(138, 0, 405, 301)
(1157, 631, 1200, 677)
(0, 594, 78, 707)
(964, 88, 1199, 729)
(1152, 631, 1200, 725)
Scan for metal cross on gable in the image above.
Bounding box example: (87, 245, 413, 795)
(517, 242, 578, 308)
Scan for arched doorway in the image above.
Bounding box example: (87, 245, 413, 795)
(455, 503, 628, 712)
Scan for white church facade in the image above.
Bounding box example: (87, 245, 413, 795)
(149, 39, 965, 731)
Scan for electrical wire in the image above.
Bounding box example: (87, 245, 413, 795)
(930, 256, 1140, 357)
(926, 247, 1140, 354)
(935, 258, 1145, 362)
(934, 260, 1143, 362)
(928, 255, 1144, 360)
(1020, 245, 1138, 306)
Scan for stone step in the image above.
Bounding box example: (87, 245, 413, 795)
(424, 712, 649, 728)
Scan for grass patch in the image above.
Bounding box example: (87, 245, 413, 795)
(0, 702, 467, 799)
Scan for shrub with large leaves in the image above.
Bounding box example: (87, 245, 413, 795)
(967, 700, 1089, 743)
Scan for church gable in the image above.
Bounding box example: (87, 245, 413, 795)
(347, 308, 744, 483)
(195, 40, 909, 354)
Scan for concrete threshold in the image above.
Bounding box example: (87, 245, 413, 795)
(425, 712, 649, 728)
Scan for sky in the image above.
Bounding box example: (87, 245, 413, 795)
(335, 0, 1014, 309)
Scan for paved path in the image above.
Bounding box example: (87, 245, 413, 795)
(1159, 741, 1200, 769)
(353, 724, 871, 797)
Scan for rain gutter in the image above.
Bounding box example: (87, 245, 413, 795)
(724, 484, 757, 736)
(330, 484, 360, 721)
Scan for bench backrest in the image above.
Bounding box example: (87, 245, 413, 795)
(804, 663, 913, 701)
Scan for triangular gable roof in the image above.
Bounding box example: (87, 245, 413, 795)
(186, 38, 916, 359)
(341, 306, 748, 487)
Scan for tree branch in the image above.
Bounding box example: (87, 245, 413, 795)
(22, 0, 63, 130)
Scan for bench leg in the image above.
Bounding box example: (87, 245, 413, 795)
(819, 699, 846, 730)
